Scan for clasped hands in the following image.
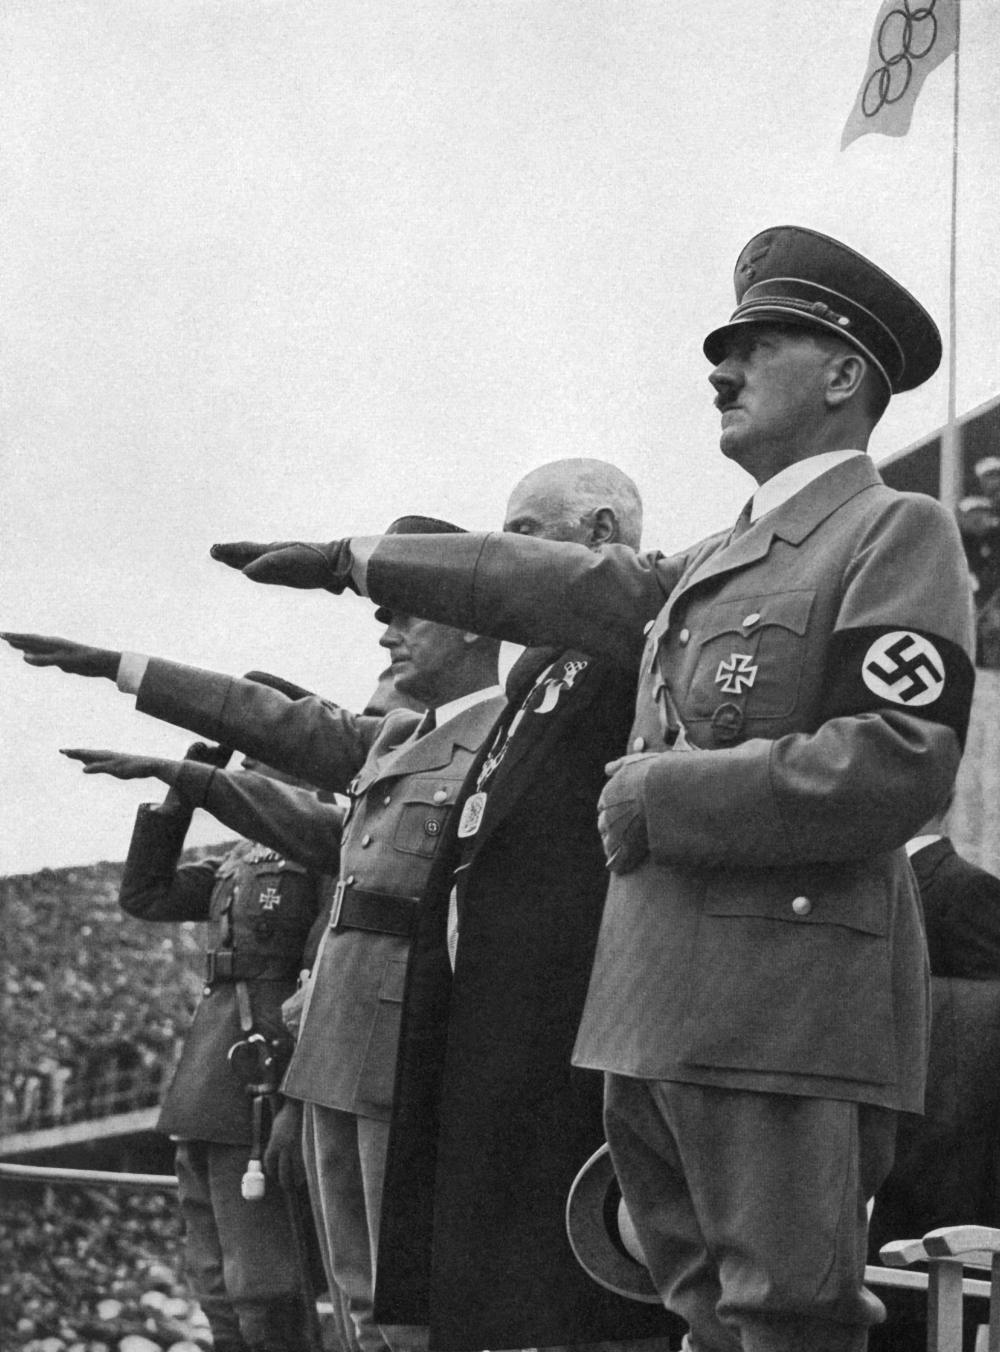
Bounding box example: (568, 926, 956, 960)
(598, 751, 659, 876)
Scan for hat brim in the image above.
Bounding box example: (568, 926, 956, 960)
(702, 311, 891, 395)
(565, 1144, 661, 1303)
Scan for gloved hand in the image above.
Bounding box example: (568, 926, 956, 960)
(598, 753, 659, 875)
(210, 540, 357, 593)
(1, 633, 120, 679)
(263, 1100, 306, 1192)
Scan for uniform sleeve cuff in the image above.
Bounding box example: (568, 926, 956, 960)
(173, 759, 216, 808)
(117, 651, 150, 694)
(349, 537, 380, 596)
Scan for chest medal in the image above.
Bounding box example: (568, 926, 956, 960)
(457, 791, 487, 838)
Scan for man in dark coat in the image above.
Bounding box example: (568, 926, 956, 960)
(372, 460, 679, 1351)
(866, 802, 1000, 1352)
(907, 806, 1000, 981)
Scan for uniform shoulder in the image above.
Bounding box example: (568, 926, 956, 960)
(854, 480, 965, 547)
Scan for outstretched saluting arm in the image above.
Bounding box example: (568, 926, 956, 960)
(210, 532, 693, 663)
(64, 747, 345, 875)
(2, 633, 383, 792)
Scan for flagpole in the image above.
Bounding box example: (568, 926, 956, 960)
(940, 0, 962, 510)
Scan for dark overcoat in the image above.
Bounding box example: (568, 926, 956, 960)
(911, 836, 1000, 979)
(374, 649, 680, 1350)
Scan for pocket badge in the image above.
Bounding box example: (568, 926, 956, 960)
(457, 792, 487, 838)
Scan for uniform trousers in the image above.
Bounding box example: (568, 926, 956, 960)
(301, 1102, 428, 1352)
(604, 1076, 898, 1352)
(174, 1139, 306, 1351)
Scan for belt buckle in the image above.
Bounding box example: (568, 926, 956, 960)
(330, 879, 347, 929)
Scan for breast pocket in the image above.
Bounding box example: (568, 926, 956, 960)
(685, 589, 815, 721)
(392, 777, 463, 857)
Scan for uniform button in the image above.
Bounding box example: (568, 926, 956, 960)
(679, 628, 690, 645)
(433, 789, 447, 803)
(361, 834, 372, 847)
(345, 875, 355, 886)
(203, 985, 212, 997)
(743, 612, 761, 628)
(791, 896, 812, 916)
(643, 620, 655, 636)
(383, 795, 391, 806)
(632, 736, 646, 752)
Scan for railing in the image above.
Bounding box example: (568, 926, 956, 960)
(0, 1161, 178, 1189)
(0, 1042, 183, 1136)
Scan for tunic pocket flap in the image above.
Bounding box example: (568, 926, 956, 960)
(393, 777, 463, 856)
(704, 864, 887, 935)
(691, 589, 815, 645)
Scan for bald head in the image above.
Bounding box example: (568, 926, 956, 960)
(503, 458, 643, 552)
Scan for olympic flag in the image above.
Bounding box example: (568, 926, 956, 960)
(841, 0, 958, 149)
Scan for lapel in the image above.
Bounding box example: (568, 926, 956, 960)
(653, 456, 883, 640)
(359, 694, 507, 792)
(464, 651, 608, 855)
(909, 836, 955, 889)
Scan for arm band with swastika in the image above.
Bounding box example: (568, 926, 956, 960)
(819, 625, 975, 749)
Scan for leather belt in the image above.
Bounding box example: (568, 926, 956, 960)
(204, 950, 300, 984)
(330, 881, 418, 938)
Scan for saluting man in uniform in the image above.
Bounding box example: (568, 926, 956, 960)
(3, 517, 505, 1352)
(83, 672, 329, 1352)
(201, 227, 976, 1352)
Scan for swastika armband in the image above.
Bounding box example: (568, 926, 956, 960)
(820, 626, 975, 747)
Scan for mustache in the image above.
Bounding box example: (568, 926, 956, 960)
(714, 393, 741, 412)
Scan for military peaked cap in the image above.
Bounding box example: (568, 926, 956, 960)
(375, 515, 467, 625)
(703, 225, 942, 395)
(385, 515, 466, 536)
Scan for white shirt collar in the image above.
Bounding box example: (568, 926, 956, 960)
(750, 450, 866, 523)
(906, 833, 943, 858)
(433, 683, 504, 729)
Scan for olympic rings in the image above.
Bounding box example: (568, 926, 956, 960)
(862, 0, 939, 118)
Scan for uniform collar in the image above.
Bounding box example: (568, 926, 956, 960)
(433, 683, 504, 729)
(750, 450, 866, 522)
(905, 833, 944, 857)
(665, 454, 883, 612)
(357, 691, 506, 790)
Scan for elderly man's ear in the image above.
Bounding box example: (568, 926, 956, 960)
(588, 507, 617, 545)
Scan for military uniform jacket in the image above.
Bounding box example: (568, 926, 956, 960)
(133, 660, 506, 1120)
(374, 648, 680, 1349)
(362, 456, 976, 1112)
(119, 809, 322, 1145)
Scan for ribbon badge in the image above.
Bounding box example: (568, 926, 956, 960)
(534, 658, 589, 714)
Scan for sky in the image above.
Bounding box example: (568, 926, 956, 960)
(2, 0, 998, 875)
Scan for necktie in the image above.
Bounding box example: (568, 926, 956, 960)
(729, 498, 754, 543)
(415, 709, 437, 739)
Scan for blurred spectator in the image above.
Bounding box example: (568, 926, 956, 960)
(956, 455, 1000, 667)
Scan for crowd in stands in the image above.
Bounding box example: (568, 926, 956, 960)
(0, 851, 225, 1137)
